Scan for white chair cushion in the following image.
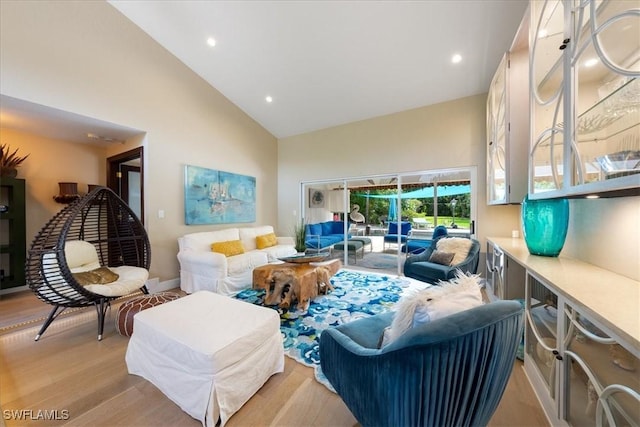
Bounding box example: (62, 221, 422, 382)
(83, 266, 149, 297)
(65, 240, 101, 270)
(43, 241, 149, 298)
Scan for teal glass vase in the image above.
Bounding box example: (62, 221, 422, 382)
(521, 196, 569, 257)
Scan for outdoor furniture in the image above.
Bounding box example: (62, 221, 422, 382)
(333, 237, 371, 263)
(305, 220, 350, 252)
(349, 204, 365, 224)
(348, 222, 365, 236)
(383, 221, 412, 250)
(350, 237, 373, 253)
(403, 225, 449, 256)
(125, 291, 284, 427)
(319, 300, 524, 427)
(412, 217, 432, 229)
(404, 237, 480, 284)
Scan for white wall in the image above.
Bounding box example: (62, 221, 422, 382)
(0, 1, 278, 282)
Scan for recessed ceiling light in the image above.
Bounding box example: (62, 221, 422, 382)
(586, 194, 600, 199)
(451, 54, 462, 64)
(538, 28, 548, 38)
(265, 96, 273, 103)
(206, 37, 216, 47)
(584, 58, 599, 67)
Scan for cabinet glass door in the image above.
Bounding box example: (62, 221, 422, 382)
(487, 54, 508, 204)
(563, 305, 640, 426)
(531, 0, 567, 194)
(526, 274, 560, 399)
(570, 0, 640, 188)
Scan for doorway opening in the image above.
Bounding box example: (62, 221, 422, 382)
(107, 147, 144, 224)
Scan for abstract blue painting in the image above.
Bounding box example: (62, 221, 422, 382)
(184, 165, 256, 225)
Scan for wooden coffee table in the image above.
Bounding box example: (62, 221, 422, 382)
(252, 258, 342, 309)
(278, 253, 330, 263)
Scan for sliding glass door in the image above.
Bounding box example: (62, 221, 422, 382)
(300, 167, 476, 274)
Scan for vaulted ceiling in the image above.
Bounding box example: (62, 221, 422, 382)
(110, 1, 528, 138)
(0, 1, 528, 142)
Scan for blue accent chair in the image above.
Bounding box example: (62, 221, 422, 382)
(404, 237, 480, 284)
(320, 300, 524, 427)
(383, 221, 412, 250)
(402, 225, 449, 255)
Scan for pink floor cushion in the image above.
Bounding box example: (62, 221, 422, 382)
(116, 292, 181, 337)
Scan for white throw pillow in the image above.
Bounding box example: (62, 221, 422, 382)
(436, 237, 473, 265)
(381, 271, 483, 347)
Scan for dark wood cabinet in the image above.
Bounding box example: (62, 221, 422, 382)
(0, 177, 26, 291)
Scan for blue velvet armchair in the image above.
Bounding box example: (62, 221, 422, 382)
(404, 237, 480, 284)
(383, 221, 412, 250)
(319, 300, 524, 427)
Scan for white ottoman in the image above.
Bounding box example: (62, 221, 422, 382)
(125, 291, 284, 426)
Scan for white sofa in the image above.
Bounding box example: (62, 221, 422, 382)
(178, 225, 296, 296)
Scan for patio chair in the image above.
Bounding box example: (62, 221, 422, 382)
(403, 225, 448, 256)
(383, 221, 412, 250)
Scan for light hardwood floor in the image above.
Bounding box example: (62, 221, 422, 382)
(0, 289, 549, 427)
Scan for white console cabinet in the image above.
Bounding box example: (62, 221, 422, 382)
(488, 237, 639, 426)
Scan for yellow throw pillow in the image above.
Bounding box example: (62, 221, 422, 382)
(211, 240, 245, 257)
(73, 267, 120, 286)
(256, 232, 278, 249)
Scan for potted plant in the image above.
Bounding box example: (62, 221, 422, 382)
(293, 220, 307, 254)
(0, 144, 29, 178)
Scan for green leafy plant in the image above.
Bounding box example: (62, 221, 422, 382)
(293, 220, 307, 253)
(0, 144, 29, 176)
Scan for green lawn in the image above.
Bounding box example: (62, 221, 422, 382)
(415, 216, 471, 229)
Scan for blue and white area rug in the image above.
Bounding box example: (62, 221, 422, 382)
(235, 269, 428, 391)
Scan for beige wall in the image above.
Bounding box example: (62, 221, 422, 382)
(277, 94, 522, 256)
(1, 1, 637, 287)
(1, 128, 107, 245)
(0, 1, 278, 283)
(277, 96, 640, 281)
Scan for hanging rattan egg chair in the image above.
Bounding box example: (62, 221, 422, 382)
(26, 186, 151, 341)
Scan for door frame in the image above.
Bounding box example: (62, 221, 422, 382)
(107, 147, 144, 224)
(299, 166, 477, 274)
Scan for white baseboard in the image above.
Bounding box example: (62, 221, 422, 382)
(148, 278, 180, 293)
(0, 285, 28, 295)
